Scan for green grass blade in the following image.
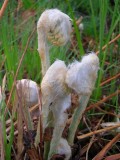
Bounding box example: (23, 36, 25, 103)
(67, 0, 85, 57)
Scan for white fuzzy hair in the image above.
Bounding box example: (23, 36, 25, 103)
(41, 53, 99, 158)
(37, 9, 72, 76)
(16, 79, 39, 107)
(48, 94, 71, 159)
(37, 9, 72, 46)
(57, 138, 71, 160)
(41, 60, 71, 130)
(66, 52, 99, 95)
(41, 60, 71, 159)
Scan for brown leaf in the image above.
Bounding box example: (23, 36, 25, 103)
(23, 131, 41, 160)
(43, 127, 54, 141)
(65, 93, 79, 114)
(26, 148, 39, 160)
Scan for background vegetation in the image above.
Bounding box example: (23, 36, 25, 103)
(0, 0, 120, 159)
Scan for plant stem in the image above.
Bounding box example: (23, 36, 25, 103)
(0, 0, 9, 19)
(48, 113, 68, 159)
(43, 111, 53, 159)
(35, 117, 40, 147)
(37, 26, 50, 76)
(23, 105, 33, 130)
(67, 95, 90, 145)
(44, 141, 50, 160)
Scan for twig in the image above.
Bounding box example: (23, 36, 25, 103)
(86, 116, 104, 160)
(6, 27, 36, 112)
(96, 106, 120, 118)
(35, 89, 43, 150)
(17, 104, 24, 160)
(105, 153, 120, 160)
(0, 0, 9, 19)
(85, 90, 120, 112)
(77, 123, 120, 140)
(6, 103, 39, 134)
(76, 16, 83, 26)
(38, 89, 43, 145)
(96, 34, 120, 55)
(15, 85, 29, 131)
(15, 85, 40, 159)
(93, 133, 120, 160)
(100, 73, 120, 86)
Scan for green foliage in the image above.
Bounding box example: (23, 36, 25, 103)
(95, 0, 120, 99)
(0, 0, 120, 159)
(22, 0, 34, 9)
(0, 94, 14, 160)
(67, 0, 85, 56)
(0, 0, 119, 117)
